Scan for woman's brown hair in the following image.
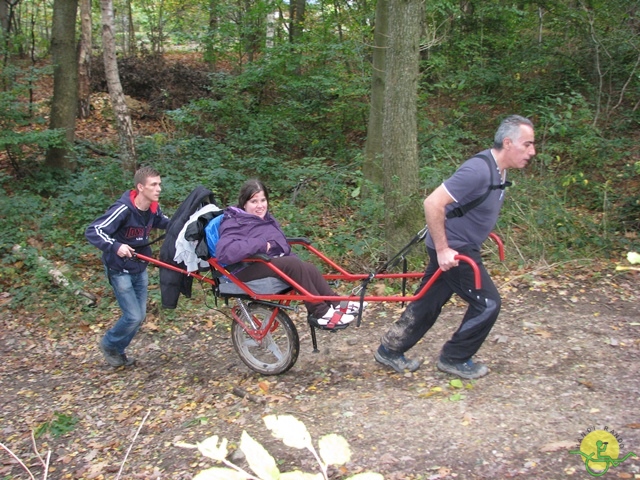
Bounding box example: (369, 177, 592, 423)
(237, 179, 269, 209)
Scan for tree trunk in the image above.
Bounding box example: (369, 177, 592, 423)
(0, 0, 8, 34)
(266, 11, 276, 49)
(77, 0, 92, 119)
(243, 0, 261, 63)
(100, 0, 137, 174)
(45, 0, 79, 170)
(127, 0, 136, 55)
(382, 0, 423, 254)
(362, 0, 387, 198)
(289, 0, 305, 43)
(205, 0, 218, 65)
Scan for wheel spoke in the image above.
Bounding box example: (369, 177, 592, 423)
(262, 332, 285, 360)
(240, 337, 259, 348)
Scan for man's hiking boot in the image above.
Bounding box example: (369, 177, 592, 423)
(437, 356, 488, 379)
(374, 345, 421, 373)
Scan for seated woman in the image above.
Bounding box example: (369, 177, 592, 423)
(216, 179, 363, 327)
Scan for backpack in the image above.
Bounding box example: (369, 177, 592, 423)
(204, 213, 225, 259)
(445, 153, 512, 219)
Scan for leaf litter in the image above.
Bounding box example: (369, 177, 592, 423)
(1, 262, 639, 479)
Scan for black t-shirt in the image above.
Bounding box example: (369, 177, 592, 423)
(138, 207, 151, 226)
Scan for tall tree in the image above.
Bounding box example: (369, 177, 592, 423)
(45, 0, 79, 169)
(382, 0, 423, 253)
(139, 0, 166, 54)
(0, 0, 8, 34)
(77, 0, 91, 119)
(289, 0, 305, 43)
(100, 0, 137, 174)
(362, 0, 387, 198)
(204, 0, 219, 65)
(126, 0, 136, 55)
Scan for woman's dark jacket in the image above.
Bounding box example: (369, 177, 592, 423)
(159, 186, 216, 308)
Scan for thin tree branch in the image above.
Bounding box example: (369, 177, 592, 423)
(612, 48, 640, 112)
(116, 409, 151, 479)
(0, 442, 37, 480)
(30, 431, 51, 478)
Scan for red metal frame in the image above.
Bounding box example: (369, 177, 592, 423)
(134, 233, 503, 350)
(230, 301, 286, 341)
(134, 236, 497, 305)
(488, 232, 505, 261)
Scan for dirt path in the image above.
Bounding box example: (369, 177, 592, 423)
(1, 271, 639, 479)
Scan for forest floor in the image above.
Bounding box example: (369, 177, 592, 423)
(1, 262, 639, 479)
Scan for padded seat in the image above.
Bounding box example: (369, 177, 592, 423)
(218, 277, 291, 296)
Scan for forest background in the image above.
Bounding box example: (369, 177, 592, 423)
(1, 0, 639, 332)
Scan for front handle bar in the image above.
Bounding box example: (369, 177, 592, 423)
(452, 254, 481, 289)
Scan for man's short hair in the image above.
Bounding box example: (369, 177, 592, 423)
(134, 166, 161, 188)
(494, 115, 534, 149)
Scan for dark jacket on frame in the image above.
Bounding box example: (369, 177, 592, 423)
(159, 186, 216, 308)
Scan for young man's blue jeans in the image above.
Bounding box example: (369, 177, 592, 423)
(102, 266, 148, 354)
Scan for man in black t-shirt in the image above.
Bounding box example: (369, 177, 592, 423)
(375, 115, 536, 379)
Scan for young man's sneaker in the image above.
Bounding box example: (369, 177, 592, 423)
(374, 345, 420, 373)
(120, 353, 136, 367)
(437, 356, 488, 379)
(99, 339, 124, 367)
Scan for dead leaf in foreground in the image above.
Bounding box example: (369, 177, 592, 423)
(534, 328, 552, 338)
(539, 440, 578, 452)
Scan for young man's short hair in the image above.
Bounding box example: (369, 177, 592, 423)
(134, 166, 161, 188)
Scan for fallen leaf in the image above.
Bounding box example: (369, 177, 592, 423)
(578, 378, 594, 389)
(534, 329, 552, 338)
(539, 440, 577, 452)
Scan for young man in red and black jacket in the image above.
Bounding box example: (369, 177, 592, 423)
(86, 166, 169, 367)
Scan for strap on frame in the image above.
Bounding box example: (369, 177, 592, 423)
(354, 226, 429, 326)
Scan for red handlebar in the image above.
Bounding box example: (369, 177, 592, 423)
(452, 254, 481, 289)
(488, 232, 505, 261)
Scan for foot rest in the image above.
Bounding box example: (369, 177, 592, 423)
(307, 316, 350, 331)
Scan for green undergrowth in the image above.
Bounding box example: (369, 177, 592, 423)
(0, 143, 635, 318)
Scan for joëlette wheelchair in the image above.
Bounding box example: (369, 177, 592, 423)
(136, 224, 502, 376)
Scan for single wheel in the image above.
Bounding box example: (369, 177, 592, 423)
(231, 303, 300, 375)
